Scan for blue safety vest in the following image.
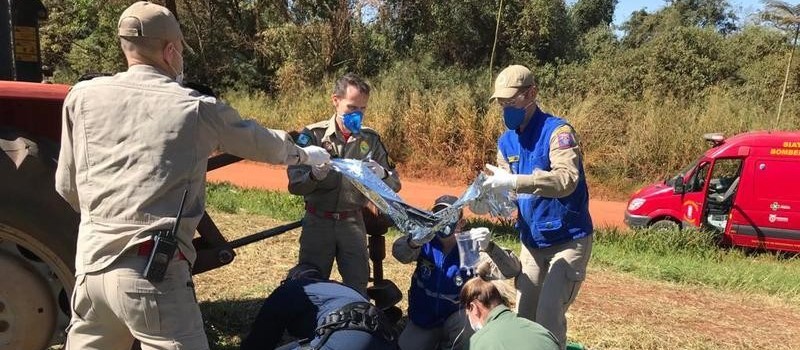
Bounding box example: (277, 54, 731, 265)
(498, 108, 593, 249)
(407, 238, 470, 329)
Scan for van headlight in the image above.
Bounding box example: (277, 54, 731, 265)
(628, 198, 646, 211)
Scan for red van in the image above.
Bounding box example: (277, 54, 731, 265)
(624, 131, 800, 253)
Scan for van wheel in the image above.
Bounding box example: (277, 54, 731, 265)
(0, 129, 79, 349)
(649, 219, 679, 231)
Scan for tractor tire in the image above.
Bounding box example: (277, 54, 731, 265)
(0, 129, 79, 349)
(649, 219, 680, 231)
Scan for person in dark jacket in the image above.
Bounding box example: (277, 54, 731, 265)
(241, 264, 398, 350)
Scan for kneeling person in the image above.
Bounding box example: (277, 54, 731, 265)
(392, 195, 522, 350)
(461, 277, 559, 350)
(241, 264, 398, 350)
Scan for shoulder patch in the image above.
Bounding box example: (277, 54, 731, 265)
(557, 132, 577, 149)
(296, 132, 313, 147)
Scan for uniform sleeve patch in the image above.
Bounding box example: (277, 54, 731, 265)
(296, 133, 312, 147)
(557, 132, 577, 149)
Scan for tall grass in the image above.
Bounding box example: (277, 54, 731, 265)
(222, 62, 800, 196)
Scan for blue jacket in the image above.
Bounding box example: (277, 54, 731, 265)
(498, 108, 593, 249)
(407, 239, 471, 328)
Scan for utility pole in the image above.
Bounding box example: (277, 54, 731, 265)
(776, 24, 799, 126)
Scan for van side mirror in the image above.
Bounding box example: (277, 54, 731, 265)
(673, 175, 685, 194)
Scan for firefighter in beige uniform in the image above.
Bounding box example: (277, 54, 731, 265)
(288, 74, 401, 295)
(54, 2, 330, 349)
(473, 65, 593, 349)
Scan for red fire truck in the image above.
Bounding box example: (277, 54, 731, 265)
(625, 131, 800, 253)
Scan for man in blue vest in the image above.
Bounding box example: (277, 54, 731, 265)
(393, 195, 521, 350)
(474, 65, 593, 349)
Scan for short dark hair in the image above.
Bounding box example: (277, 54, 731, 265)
(333, 73, 370, 97)
(285, 263, 324, 282)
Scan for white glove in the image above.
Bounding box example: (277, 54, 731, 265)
(470, 227, 492, 251)
(482, 164, 517, 191)
(302, 146, 330, 166)
(364, 159, 387, 179)
(311, 163, 331, 180)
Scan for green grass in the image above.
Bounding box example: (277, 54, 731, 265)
(205, 183, 800, 302)
(591, 228, 800, 302)
(206, 182, 305, 221)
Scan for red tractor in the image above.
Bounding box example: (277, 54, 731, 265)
(0, 1, 400, 349)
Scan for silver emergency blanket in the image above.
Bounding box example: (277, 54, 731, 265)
(330, 159, 516, 244)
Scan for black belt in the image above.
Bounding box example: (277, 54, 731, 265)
(302, 302, 397, 349)
(305, 203, 360, 221)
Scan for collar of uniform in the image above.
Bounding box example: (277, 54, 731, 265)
(520, 106, 545, 135)
(484, 304, 512, 326)
(127, 64, 167, 76)
(322, 114, 359, 144)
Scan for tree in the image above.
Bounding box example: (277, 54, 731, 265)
(381, 0, 497, 68)
(621, 0, 737, 48)
(570, 0, 617, 35)
(761, 0, 800, 125)
(620, 9, 659, 48)
(667, 0, 738, 34)
(506, 0, 577, 64)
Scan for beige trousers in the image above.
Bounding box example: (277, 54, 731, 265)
(298, 212, 370, 295)
(398, 310, 473, 350)
(515, 235, 592, 350)
(65, 255, 208, 350)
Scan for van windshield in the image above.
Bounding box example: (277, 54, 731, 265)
(665, 157, 701, 186)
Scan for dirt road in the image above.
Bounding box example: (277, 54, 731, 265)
(208, 161, 628, 228)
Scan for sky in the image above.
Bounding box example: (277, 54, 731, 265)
(610, 0, 796, 27)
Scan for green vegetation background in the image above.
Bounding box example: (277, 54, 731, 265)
(42, 0, 800, 194)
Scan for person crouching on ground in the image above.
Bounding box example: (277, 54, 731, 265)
(241, 263, 398, 350)
(392, 195, 522, 350)
(460, 277, 559, 350)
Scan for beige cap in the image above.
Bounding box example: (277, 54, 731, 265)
(490, 65, 535, 101)
(118, 1, 184, 44)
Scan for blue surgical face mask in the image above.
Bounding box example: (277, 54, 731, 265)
(502, 101, 535, 130)
(502, 106, 526, 130)
(342, 111, 363, 134)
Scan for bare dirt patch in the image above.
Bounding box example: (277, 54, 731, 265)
(195, 211, 800, 349)
(571, 269, 800, 349)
